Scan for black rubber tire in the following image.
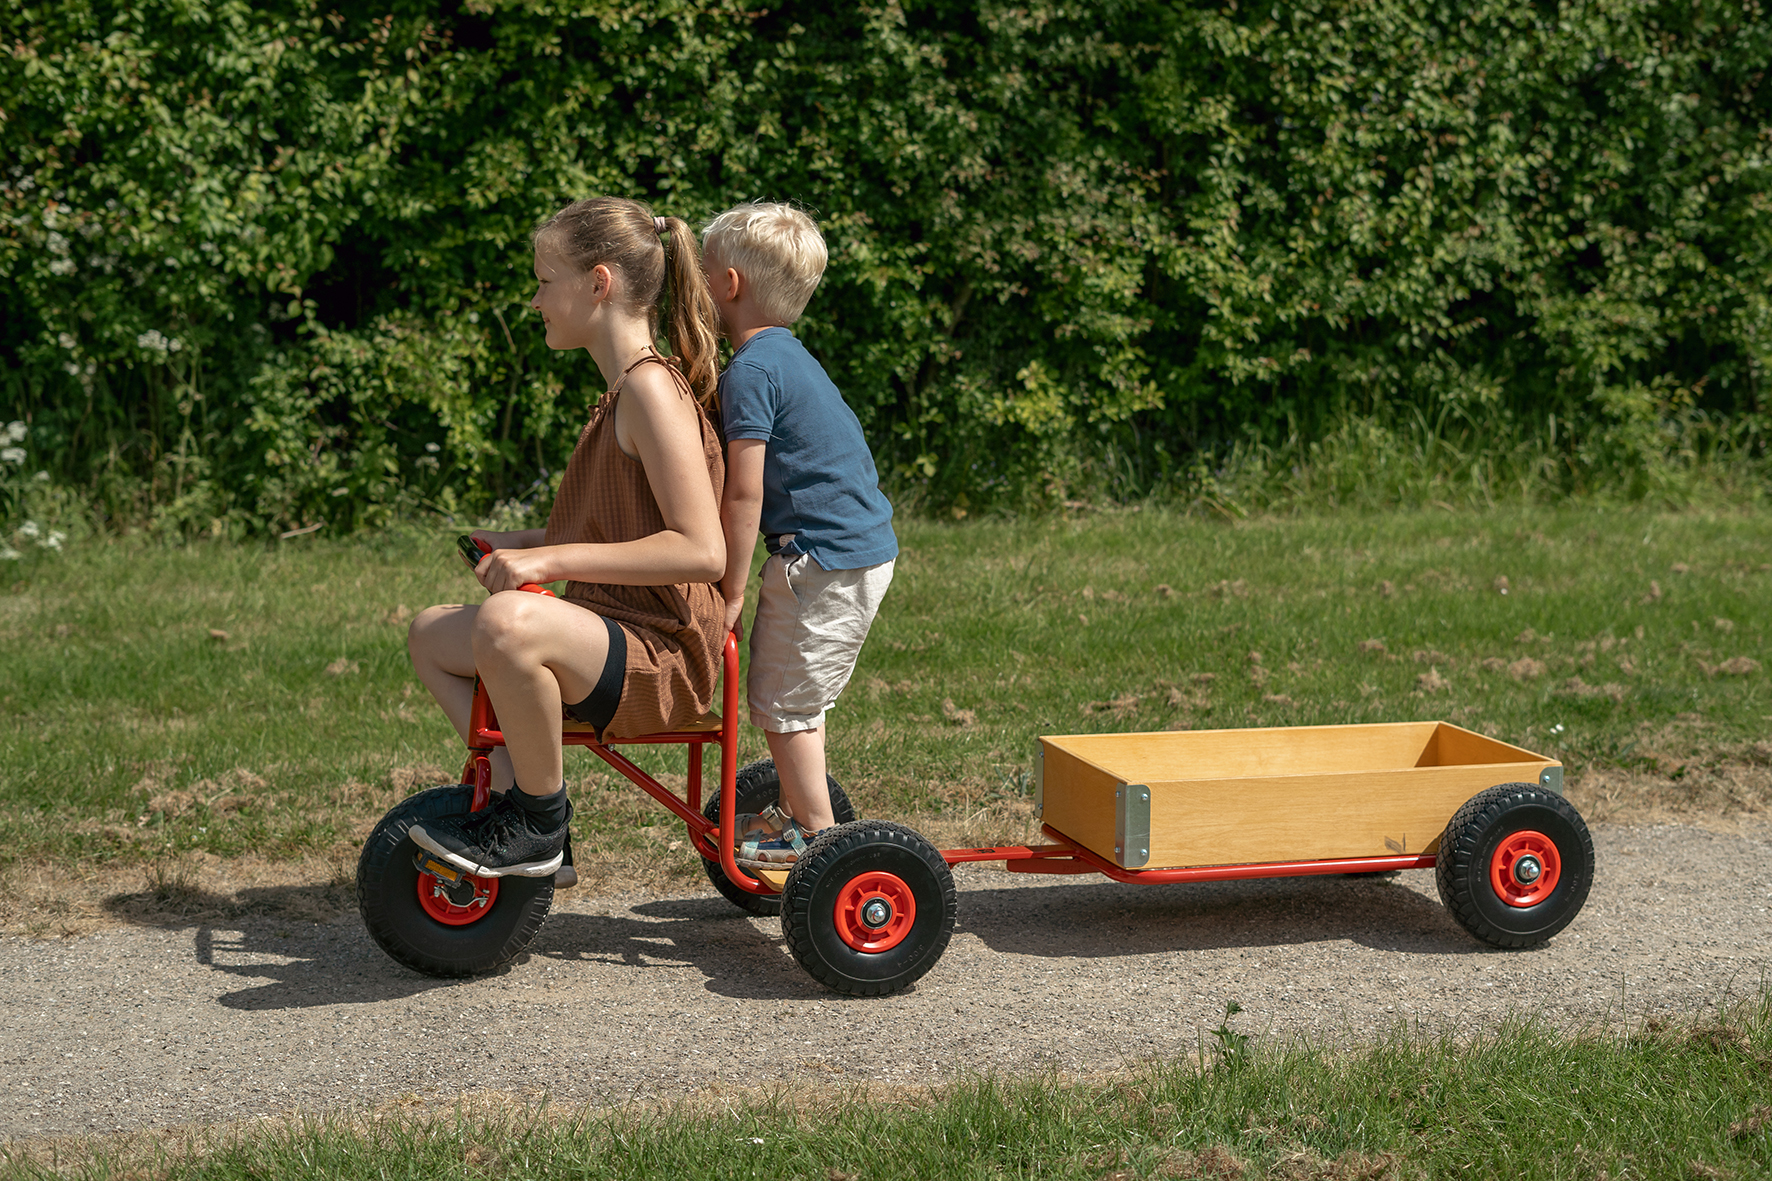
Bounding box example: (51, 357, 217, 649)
(1435, 783, 1594, 949)
(701, 758, 856, 916)
(780, 820, 956, 996)
(357, 785, 555, 977)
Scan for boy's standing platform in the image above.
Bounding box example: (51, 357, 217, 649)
(703, 203, 897, 862)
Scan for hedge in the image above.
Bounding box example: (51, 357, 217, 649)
(2, 0, 1769, 534)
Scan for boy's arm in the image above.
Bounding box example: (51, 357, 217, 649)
(720, 438, 767, 636)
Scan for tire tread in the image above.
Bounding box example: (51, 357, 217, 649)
(1435, 783, 1592, 949)
(357, 786, 554, 977)
(780, 820, 955, 996)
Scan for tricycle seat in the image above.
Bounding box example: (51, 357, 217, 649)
(560, 711, 724, 740)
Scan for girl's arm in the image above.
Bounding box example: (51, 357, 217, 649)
(475, 369, 724, 593)
(470, 528, 547, 552)
(718, 439, 766, 635)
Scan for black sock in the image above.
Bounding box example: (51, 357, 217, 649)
(511, 782, 570, 831)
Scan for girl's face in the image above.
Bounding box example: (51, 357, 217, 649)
(530, 248, 603, 351)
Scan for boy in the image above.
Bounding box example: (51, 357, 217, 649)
(702, 202, 897, 864)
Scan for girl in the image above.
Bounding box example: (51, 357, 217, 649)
(405, 197, 726, 878)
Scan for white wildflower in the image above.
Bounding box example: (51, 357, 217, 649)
(4, 421, 24, 442)
(64, 362, 81, 376)
(48, 259, 76, 276)
(467, 311, 480, 324)
(0, 547, 20, 561)
(168, 336, 184, 352)
(18, 520, 40, 539)
(137, 329, 168, 354)
(46, 231, 68, 256)
(0, 447, 24, 465)
(425, 442, 440, 453)
(42, 531, 65, 551)
(57, 332, 76, 350)
(330, 486, 349, 497)
(34, 471, 49, 482)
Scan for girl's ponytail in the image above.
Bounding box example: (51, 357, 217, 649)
(658, 216, 721, 409)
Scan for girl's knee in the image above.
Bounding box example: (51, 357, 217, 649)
(408, 604, 455, 655)
(471, 592, 550, 658)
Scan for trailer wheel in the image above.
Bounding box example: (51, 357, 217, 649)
(780, 821, 955, 996)
(358, 785, 554, 977)
(1435, 783, 1593, 949)
(701, 759, 855, 916)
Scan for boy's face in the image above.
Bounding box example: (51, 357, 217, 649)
(530, 247, 599, 352)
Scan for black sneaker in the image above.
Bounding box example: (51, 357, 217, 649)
(409, 792, 570, 878)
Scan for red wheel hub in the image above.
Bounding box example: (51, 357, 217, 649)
(1489, 830, 1560, 908)
(417, 867, 499, 925)
(833, 871, 916, 952)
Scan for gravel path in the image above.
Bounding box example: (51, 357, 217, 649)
(4, 819, 1768, 1140)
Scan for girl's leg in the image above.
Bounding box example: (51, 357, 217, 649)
(469, 591, 615, 796)
(407, 593, 616, 877)
(407, 603, 517, 792)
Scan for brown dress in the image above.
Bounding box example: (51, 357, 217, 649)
(541, 354, 727, 737)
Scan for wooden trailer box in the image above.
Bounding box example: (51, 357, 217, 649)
(1035, 722, 1561, 870)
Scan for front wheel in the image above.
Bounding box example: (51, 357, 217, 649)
(357, 785, 555, 977)
(701, 758, 855, 916)
(1435, 783, 1593, 948)
(780, 820, 955, 996)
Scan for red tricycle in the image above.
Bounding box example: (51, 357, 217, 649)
(358, 626, 1595, 997)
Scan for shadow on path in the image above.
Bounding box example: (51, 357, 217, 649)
(123, 867, 1502, 1012)
(948, 871, 1489, 958)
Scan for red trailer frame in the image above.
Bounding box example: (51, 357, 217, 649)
(449, 631, 1439, 900)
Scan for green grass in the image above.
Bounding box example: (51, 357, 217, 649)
(7, 998, 1770, 1179)
(0, 506, 1768, 874)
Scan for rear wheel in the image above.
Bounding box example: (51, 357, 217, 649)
(357, 785, 555, 977)
(1435, 783, 1593, 948)
(701, 759, 855, 916)
(780, 820, 955, 996)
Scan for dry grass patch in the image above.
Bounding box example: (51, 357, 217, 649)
(0, 847, 361, 939)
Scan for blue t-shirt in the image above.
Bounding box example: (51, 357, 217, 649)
(719, 328, 898, 571)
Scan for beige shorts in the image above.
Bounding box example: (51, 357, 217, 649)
(747, 554, 895, 733)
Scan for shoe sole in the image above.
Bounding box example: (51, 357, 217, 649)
(408, 824, 564, 879)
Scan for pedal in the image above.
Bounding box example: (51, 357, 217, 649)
(754, 867, 789, 893)
(413, 851, 478, 906)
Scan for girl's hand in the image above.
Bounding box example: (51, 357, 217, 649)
(475, 545, 559, 594)
(723, 593, 745, 640)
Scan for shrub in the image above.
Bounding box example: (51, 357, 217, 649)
(2, 0, 1768, 532)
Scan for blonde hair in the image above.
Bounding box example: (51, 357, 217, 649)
(533, 197, 721, 406)
(700, 202, 828, 326)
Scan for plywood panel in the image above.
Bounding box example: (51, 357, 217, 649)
(1037, 740, 1122, 863)
(1039, 721, 1557, 869)
(1044, 722, 1440, 782)
(1140, 764, 1550, 866)
(1423, 723, 1541, 768)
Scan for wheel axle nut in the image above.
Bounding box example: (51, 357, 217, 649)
(861, 898, 891, 928)
(1513, 855, 1542, 885)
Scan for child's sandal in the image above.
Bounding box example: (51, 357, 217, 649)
(732, 803, 790, 843)
(735, 814, 820, 868)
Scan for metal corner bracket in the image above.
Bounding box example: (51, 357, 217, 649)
(1115, 782, 1151, 869)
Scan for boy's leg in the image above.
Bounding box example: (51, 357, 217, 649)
(766, 725, 834, 831)
(748, 555, 895, 840)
